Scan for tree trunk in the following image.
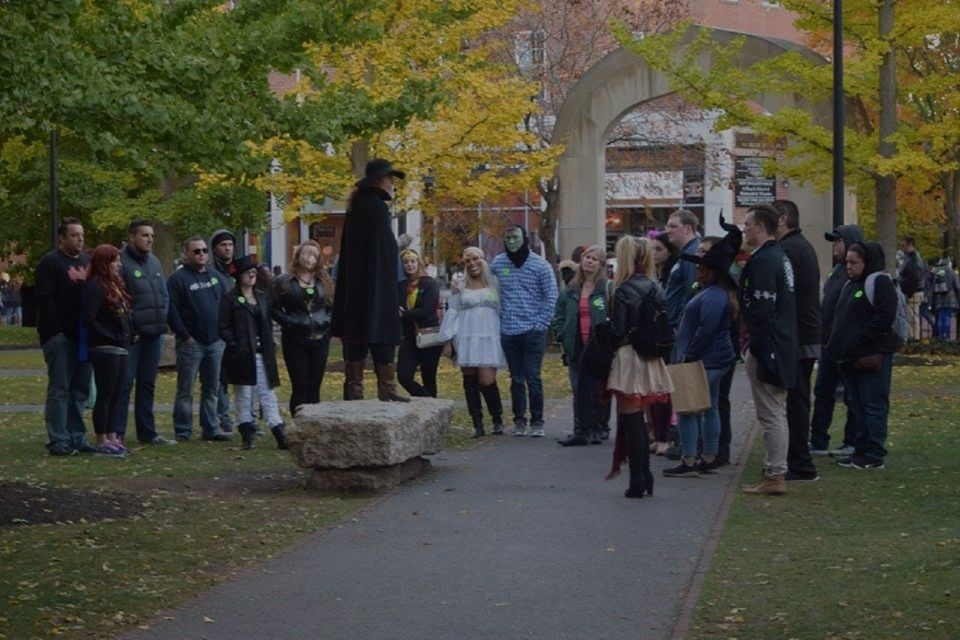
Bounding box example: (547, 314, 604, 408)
(350, 140, 370, 180)
(539, 183, 559, 269)
(945, 171, 960, 263)
(875, 0, 897, 271)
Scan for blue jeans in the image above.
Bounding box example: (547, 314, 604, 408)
(842, 353, 893, 461)
(501, 330, 547, 426)
(678, 365, 729, 458)
(42, 334, 92, 451)
(115, 334, 164, 441)
(936, 307, 955, 340)
(173, 339, 224, 439)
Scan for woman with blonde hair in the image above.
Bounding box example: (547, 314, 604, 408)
(439, 247, 506, 437)
(552, 244, 612, 446)
(605, 236, 674, 498)
(397, 248, 443, 397)
(270, 240, 335, 415)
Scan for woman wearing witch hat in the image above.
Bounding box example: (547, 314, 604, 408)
(330, 159, 410, 402)
(662, 217, 740, 478)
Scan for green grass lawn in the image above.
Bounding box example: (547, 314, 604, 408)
(688, 363, 960, 640)
(0, 325, 36, 347)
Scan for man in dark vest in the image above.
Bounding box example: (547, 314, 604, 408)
(117, 219, 174, 445)
(773, 200, 821, 482)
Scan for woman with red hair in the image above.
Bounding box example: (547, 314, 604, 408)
(83, 244, 134, 456)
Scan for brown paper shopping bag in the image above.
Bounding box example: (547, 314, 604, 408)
(665, 361, 711, 415)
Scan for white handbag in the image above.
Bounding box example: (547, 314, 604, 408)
(416, 327, 445, 349)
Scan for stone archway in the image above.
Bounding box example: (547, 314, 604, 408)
(552, 26, 843, 274)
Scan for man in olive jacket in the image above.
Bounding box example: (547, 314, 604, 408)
(117, 220, 173, 444)
(774, 200, 821, 482)
(739, 204, 798, 496)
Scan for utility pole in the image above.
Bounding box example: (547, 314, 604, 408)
(49, 127, 58, 251)
(832, 0, 844, 229)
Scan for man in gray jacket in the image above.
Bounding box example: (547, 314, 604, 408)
(117, 220, 174, 444)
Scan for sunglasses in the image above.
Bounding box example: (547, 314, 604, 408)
(192, 247, 209, 255)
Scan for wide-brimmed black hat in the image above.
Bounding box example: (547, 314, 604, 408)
(233, 255, 259, 275)
(680, 212, 742, 290)
(365, 158, 405, 182)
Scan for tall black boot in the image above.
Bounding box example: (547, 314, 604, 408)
(479, 381, 504, 435)
(624, 412, 651, 498)
(270, 423, 288, 450)
(463, 374, 484, 438)
(238, 422, 256, 450)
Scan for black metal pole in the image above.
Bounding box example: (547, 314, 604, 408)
(832, 0, 844, 229)
(49, 127, 58, 251)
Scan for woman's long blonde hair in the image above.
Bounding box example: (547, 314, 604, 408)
(613, 236, 655, 286)
(462, 246, 500, 307)
(289, 240, 335, 306)
(400, 248, 427, 279)
(571, 244, 606, 289)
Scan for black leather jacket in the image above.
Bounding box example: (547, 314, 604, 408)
(609, 274, 663, 348)
(269, 273, 332, 343)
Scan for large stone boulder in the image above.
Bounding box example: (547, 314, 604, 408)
(286, 398, 453, 491)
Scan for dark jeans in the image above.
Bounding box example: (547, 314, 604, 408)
(810, 347, 856, 450)
(397, 337, 442, 397)
(42, 334, 92, 451)
(90, 351, 128, 436)
(568, 342, 603, 435)
(116, 333, 164, 441)
(842, 353, 893, 461)
(501, 329, 547, 426)
(173, 339, 224, 439)
(717, 361, 736, 463)
(343, 341, 395, 365)
(283, 336, 330, 414)
(787, 358, 818, 476)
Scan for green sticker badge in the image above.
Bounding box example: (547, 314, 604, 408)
(306, 287, 315, 296)
(854, 290, 864, 298)
(592, 298, 604, 309)
(238, 296, 246, 304)
(133, 269, 143, 278)
(211, 277, 219, 285)
(502, 267, 510, 276)
(486, 291, 496, 302)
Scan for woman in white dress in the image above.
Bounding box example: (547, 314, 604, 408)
(440, 247, 507, 438)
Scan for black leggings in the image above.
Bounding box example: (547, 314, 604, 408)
(90, 351, 128, 436)
(283, 337, 330, 414)
(342, 341, 395, 365)
(397, 337, 443, 397)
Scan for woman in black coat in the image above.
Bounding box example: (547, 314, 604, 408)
(827, 242, 898, 470)
(397, 249, 443, 397)
(219, 257, 285, 450)
(330, 158, 408, 402)
(271, 240, 334, 414)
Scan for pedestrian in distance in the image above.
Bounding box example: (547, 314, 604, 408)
(36, 217, 94, 456)
(739, 204, 798, 496)
(773, 199, 821, 482)
(219, 257, 287, 450)
(210, 229, 238, 433)
(663, 220, 739, 478)
(809, 224, 864, 458)
(116, 219, 174, 445)
(1, 274, 22, 326)
(439, 247, 507, 438)
(648, 232, 680, 456)
(330, 158, 409, 402)
(605, 236, 674, 499)
(929, 258, 960, 341)
(397, 248, 444, 398)
(270, 240, 334, 416)
(167, 236, 231, 442)
(553, 244, 613, 446)
(490, 225, 558, 438)
(82, 244, 135, 457)
(827, 242, 898, 470)
(897, 235, 926, 341)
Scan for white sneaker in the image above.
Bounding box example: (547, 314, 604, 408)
(829, 445, 855, 458)
(512, 425, 528, 437)
(529, 425, 545, 438)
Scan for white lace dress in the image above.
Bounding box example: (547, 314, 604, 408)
(439, 287, 507, 369)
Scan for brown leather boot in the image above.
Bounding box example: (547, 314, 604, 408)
(375, 363, 410, 402)
(742, 474, 787, 495)
(343, 361, 366, 401)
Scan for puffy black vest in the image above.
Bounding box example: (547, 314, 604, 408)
(119, 246, 168, 336)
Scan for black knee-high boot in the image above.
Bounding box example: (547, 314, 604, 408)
(624, 412, 653, 498)
(479, 381, 504, 435)
(463, 374, 484, 437)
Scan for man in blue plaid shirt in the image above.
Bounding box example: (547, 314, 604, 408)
(490, 225, 559, 437)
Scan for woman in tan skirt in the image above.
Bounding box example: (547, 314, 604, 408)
(604, 236, 674, 498)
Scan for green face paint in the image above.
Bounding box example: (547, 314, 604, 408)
(504, 229, 524, 253)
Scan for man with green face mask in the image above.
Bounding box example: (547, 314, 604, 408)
(489, 225, 558, 437)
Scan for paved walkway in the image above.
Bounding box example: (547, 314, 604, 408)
(123, 371, 754, 640)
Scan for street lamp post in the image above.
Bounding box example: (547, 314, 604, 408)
(49, 127, 58, 251)
(832, 0, 844, 229)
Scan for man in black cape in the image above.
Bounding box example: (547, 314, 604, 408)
(330, 159, 410, 401)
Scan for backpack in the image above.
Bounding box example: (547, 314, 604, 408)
(899, 256, 923, 297)
(624, 280, 675, 359)
(933, 268, 950, 294)
(864, 272, 909, 345)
